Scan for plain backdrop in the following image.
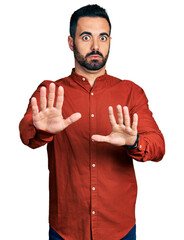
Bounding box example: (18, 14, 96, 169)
(0, 0, 184, 239)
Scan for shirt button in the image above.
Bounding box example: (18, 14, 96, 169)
(140, 145, 142, 149)
(92, 211, 96, 215)
(92, 164, 96, 167)
(91, 114, 95, 117)
(91, 92, 94, 96)
(92, 187, 96, 191)
(82, 78, 85, 81)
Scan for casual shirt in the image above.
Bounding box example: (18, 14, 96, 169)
(19, 69, 165, 240)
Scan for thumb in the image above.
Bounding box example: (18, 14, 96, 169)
(91, 134, 109, 143)
(64, 112, 82, 128)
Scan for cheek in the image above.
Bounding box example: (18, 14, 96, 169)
(101, 44, 110, 55)
(77, 44, 90, 55)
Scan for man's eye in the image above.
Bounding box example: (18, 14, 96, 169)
(82, 35, 90, 41)
(100, 36, 107, 41)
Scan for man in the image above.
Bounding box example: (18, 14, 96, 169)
(19, 4, 165, 240)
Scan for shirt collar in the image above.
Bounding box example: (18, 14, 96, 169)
(69, 68, 108, 92)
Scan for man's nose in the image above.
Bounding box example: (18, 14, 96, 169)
(90, 38, 99, 51)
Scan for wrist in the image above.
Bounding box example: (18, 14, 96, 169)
(123, 134, 139, 149)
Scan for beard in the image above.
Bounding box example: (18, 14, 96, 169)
(73, 43, 110, 71)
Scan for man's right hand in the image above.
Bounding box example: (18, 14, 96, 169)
(31, 83, 81, 134)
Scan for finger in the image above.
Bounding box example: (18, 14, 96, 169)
(31, 97, 39, 116)
(56, 86, 64, 110)
(123, 106, 130, 127)
(48, 83, 55, 108)
(64, 112, 82, 128)
(108, 106, 117, 127)
(91, 134, 110, 143)
(40, 86, 46, 111)
(116, 105, 123, 125)
(132, 113, 138, 131)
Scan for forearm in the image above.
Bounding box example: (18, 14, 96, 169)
(125, 131, 165, 162)
(19, 113, 54, 149)
(124, 83, 165, 162)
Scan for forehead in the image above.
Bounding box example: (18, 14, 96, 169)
(76, 17, 110, 35)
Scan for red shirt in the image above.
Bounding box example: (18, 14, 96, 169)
(19, 69, 165, 240)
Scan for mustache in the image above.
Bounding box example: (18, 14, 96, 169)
(86, 50, 103, 58)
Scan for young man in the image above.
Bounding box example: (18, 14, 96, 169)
(19, 4, 165, 240)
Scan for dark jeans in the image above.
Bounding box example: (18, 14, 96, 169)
(49, 224, 136, 240)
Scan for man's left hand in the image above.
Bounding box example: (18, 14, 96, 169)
(91, 105, 138, 147)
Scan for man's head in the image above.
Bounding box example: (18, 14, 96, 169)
(68, 5, 112, 72)
(69, 4, 111, 40)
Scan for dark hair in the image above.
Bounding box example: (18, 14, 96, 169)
(70, 4, 111, 39)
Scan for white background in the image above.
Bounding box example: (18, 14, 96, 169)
(0, 0, 184, 239)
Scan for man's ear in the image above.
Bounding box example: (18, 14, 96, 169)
(68, 36, 74, 51)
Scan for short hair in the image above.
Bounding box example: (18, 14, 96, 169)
(70, 4, 111, 39)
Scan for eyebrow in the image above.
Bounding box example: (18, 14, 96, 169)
(80, 31, 92, 36)
(99, 32, 110, 37)
(80, 31, 110, 37)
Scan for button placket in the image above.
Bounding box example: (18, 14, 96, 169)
(89, 89, 97, 232)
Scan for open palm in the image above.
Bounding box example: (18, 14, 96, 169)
(31, 83, 81, 134)
(92, 105, 138, 147)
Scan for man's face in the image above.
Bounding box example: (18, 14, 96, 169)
(71, 17, 111, 71)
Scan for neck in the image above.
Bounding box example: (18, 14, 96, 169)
(75, 62, 106, 87)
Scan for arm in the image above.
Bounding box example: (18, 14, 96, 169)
(92, 84, 165, 162)
(19, 81, 81, 149)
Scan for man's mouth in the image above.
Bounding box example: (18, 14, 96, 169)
(89, 54, 102, 59)
(86, 51, 103, 59)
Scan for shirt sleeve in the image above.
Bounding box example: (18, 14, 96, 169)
(125, 82, 165, 162)
(19, 80, 55, 149)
